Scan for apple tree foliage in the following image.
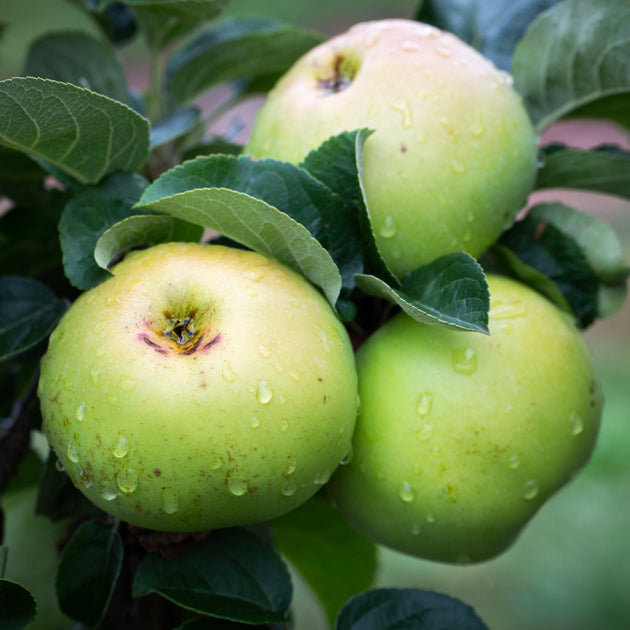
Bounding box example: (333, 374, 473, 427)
(0, 0, 629, 628)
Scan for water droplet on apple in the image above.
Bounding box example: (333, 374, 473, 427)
(90, 366, 101, 385)
(105, 294, 117, 307)
(314, 470, 331, 485)
(55, 459, 65, 472)
(416, 392, 433, 417)
(256, 379, 273, 404)
(389, 96, 413, 129)
(452, 347, 477, 375)
(99, 486, 118, 501)
(162, 488, 179, 514)
(280, 418, 289, 432)
(469, 121, 485, 137)
(119, 377, 136, 392)
(490, 300, 527, 320)
(435, 44, 452, 57)
(75, 402, 85, 422)
(246, 286, 257, 298)
(288, 370, 300, 382)
(570, 412, 584, 436)
(116, 468, 138, 494)
(283, 455, 297, 476)
(339, 447, 353, 465)
(242, 268, 264, 282)
(450, 158, 467, 173)
(250, 416, 260, 429)
(402, 40, 419, 52)
(222, 360, 237, 383)
(282, 477, 298, 496)
(112, 434, 129, 458)
(96, 345, 106, 358)
(379, 215, 397, 239)
(399, 481, 415, 503)
(258, 345, 271, 358)
(93, 321, 105, 334)
(78, 468, 92, 488)
(228, 478, 248, 496)
(507, 455, 520, 470)
(210, 456, 225, 470)
(311, 323, 330, 352)
(410, 523, 421, 535)
(85, 294, 96, 305)
(521, 480, 539, 500)
(66, 441, 79, 463)
(416, 423, 433, 441)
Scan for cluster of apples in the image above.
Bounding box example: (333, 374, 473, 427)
(38, 20, 602, 564)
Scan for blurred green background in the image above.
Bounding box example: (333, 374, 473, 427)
(1, 1, 629, 629)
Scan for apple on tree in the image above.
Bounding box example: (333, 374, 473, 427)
(245, 19, 539, 277)
(326, 274, 603, 564)
(38, 242, 358, 532)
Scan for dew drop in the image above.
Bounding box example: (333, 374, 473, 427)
(507, 455, 520, 470)
(379, 215, 397, 239)
(280, 418, 289, 432)
(410, 523, 421, 535)
(243, 268, 264, 282)
(228, 478, 248, 496)
(490, 300, 527, 320)
(389, 96, 413, 129)
(256, 379, 273, 404)
(250, 416, 261, 429)
(112, 434, 129, 459)
(340, 447, 353, 465)
(96, 345, 106, 358)
(283, 454, 297, 476)
(75, 402, 85, 422)
(314, 471, 331, 485)
(105, 294, 117, 307)
(282, 477, 298, 497)
(90, 366, 101, 385)
(78, 468, 92, 489)
(435, 44, 452, 57)
(210, 456, 225, 470)
(288, 370, 300, 382)
(522, 480, 539, 500)
(119, 377, 136, 392)
(162, 488, 179, 514)
(222, 360, 237, 383)
(402, 40, 420, 52)
(450, 159, 467, 173)
(469, 121, 485, 137)
(55, 459, 66, 472)
(116, 468, 138, 494)
(416, 424, 434, 441)
(452, 347, 478, 375)
(258, 345, 272, 359)
(246, 286, 257, 298)
(288, 295, 300, 307)
(99, 486, 118, 502)
(311, 323, 330, 352)
(399, 481, 415, 503)
(570, 412, 584, 436)
(416, 392, 433, 417)
(93, 321, 105, 334)
(67, 441, 79, 463)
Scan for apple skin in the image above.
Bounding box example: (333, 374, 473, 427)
(245, 19, 538, 278)
(326, 275, 603, 564)
(38, 242, 358, 532)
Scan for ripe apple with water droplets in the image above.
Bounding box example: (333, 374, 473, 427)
(245, 19, 538, 277)
(327, 275, 603, 563)
(38, 242, 358, 532)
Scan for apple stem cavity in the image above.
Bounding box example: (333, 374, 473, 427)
(317, 54, 356, 94)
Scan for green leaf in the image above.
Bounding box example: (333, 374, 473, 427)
(496, 211, 600, 327)
(23, 31, 131, 105)
(0, 77, 149, 184)
(108, 0, 229, 49)
(0, 146, 47, 203)
(94, 214, 203, 270)
(566, 93, 630, 132)
(536, 144, 630, 200)
(173, 618, 276, 630)
(513, 0, 630, 131)
(0, 277, 68, 361)
(136, 178, 343, 307)
(271, 493, 377, 626)
(182, 137, 243, 160)
(133, 528, 292, 625)
(335, 587, 489, 630)
(150, 106, 201, 149)
(355, 253, 490, 333)
(0, 579, 37, 630)
(166, 16, 323, 105)
(414, 0, 562, 70)
(56, 519, 123, 628)
(59, 171, 149, 290)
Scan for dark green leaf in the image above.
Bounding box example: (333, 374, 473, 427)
(496, 211, 600, 327)
(56, 519, 123, 628)
(0, 146, 47, 203)
(86, 1, 138, 45)
(536, 144, 630, 200)
(0, 579, 37, 630)
(335, 587, 489, 630)
(567, 92, 630, 131)
(94, 214, 203, 269)
(173, 618, 278, 630)
(133, 528, 292, 625)
(0, 277, 68, 361)
(415, 0, 562, 70)
(24, 31, 131, 104)
(355, 253, 490, 333)
(166, 16, 323, 105)
(59, 171, 148, 290)
(0, 77, 149, 184)
(150, 107, 201, 149)
(182, 137, 243, 160)
(271, 493, 377, 626)
(108, 0, 229, 49)
(513, 0, 630, 131)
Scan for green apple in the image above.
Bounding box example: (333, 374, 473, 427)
(326, 275, 603, 563)
(38, 242, 358, 532)
(245, 19, 538, 278)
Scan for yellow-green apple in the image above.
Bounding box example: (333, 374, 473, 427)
(38, 242, 358, 532)
(245, 19, 538, 278)
(326, 275, 603, 563)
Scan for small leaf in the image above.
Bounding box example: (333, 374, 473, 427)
(59, 171, 149, 290)
(94, 214, 203, 269)
(0, 77, 150, 184)
(0, 579, 37, 630)
(415, 0, 563, 70)
(24, 31, 131, 104)
(355, 253, 490, 333)
(56, 519, 123, 628)
(166, 16, 323, 105)
(335, 587, 489, 630)
(536, 144, 630, 200)
(133, 528, 292, 625)
(513, 0, 630, 131)
(271, 493, 377, 626)
(0, 277, 68, 361)
(150, 106, 201, 149)
(136, 185, 343, 307)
